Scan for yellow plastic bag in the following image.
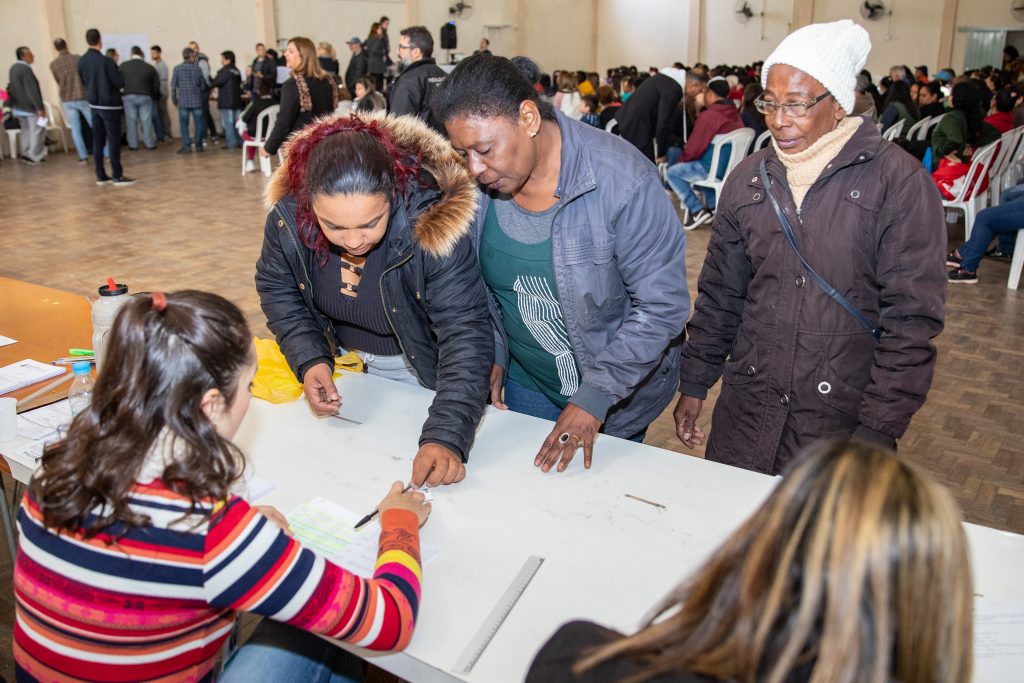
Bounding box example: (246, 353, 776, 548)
(251, 337, 364, 404)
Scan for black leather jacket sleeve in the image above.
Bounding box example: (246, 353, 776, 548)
(255, 210, 334, 381)
(418, 234, 494, 462)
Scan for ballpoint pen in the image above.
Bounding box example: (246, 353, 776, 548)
(354, 484, 412, 530)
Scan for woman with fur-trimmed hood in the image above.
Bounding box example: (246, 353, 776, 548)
(256, 112, 493, 487)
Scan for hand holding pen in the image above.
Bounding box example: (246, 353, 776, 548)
(356, 481, 431, 529)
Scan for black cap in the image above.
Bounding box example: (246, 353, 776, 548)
(98, 282, 128, 296)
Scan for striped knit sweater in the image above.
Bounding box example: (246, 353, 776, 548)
(13, 481, 422, 682)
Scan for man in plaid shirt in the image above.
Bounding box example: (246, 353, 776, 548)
(171, 47, 208, 153)
(49, 38, 90, 162)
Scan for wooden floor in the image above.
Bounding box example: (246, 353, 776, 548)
(0, 142, 1022, 677)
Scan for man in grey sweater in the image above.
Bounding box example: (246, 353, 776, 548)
(8, 46, 47, 164)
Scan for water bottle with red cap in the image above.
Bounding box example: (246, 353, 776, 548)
(92, 277, 130, 374)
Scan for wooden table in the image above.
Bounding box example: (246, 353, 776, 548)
(0, 277, 93, 410)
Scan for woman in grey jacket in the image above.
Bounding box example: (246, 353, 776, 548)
(434, 54, 691, 475)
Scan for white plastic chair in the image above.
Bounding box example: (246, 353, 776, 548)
(754, 129, 772, 151)
(1008, 230, 1024, 290)
(986, 128, 1021, 206)
(604, 118, 619, 135)
(1002, 125, 1024, 189)
(921, 113, 945, 141)
(43, 101, 67, 153)
(904, 115, 931, 142)
(5, 129, 19, 159)
(881, 118, 905, 141)
(241, 104, 278, 177)
(941, 140, 998, 241)
(690, 127, 757, 211)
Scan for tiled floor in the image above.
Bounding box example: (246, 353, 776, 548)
(0, 141, 1021, 678)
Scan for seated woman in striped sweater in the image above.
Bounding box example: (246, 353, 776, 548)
(13, 290, 430, 682)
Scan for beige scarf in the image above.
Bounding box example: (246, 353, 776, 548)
(773, 116, 863, 210)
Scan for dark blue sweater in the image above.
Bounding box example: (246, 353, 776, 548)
(77, 48, 123, 108)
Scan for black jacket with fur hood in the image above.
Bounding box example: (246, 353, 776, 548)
(255, 112, 493, 461)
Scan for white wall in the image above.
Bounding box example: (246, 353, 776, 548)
(0, 0, 59, 106)
(951, 0, 1022, 71)
(701, 0, 794, 68)
(276, 0, 407, 57)
(596, 0, 691, 71)
(813, 0, 949, 77)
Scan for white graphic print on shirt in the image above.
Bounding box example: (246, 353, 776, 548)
(513, 275, 579, 396)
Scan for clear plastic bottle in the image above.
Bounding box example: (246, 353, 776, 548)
(68, 361, 94, 417)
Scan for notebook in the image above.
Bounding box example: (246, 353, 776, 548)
(0, 359, 65, 395)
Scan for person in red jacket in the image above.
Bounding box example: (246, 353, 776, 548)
(665, 77, 742, 228)
(985, 88, 1019, 134)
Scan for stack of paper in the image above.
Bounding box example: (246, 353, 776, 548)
(287, 496, 439, 576)
(5, 400, 71, 469)
(0, 359, 64, 394)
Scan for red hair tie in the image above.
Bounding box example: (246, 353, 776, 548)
(151, 292, 167, 312)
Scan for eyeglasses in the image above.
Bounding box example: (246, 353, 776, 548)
(754, 92, 832, 118)
(397, 44, 411, 52)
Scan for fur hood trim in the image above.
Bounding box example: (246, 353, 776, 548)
(265, 111, 477, 258)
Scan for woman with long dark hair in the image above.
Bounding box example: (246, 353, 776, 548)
(260, 36, 337, 158)
(364, 22, 388, 92)
(739, 82, 766, 136)
(878, 79, 920, 135)
(931, 82, 1000, 163)
(15, 291, 431, 681)
(256, 112, 492, 487)
(528, 440, 974, 683)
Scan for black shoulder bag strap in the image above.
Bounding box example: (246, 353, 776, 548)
(758, 157, 882, 342)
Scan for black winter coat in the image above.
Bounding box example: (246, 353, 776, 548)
(211, 65, 243, 109)
(263, 76, 336, 155)
(680, 120, 946, 475)
(388, 58, 447, 132)
(255, 112, 492, 461)
(617, 73, 683, 161)
(345, 50, 369, 94)
(78, 48, 123, 108)
(364, 37, 387, 75)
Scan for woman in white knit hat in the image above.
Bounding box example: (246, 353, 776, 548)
(673, 20, 948, 475)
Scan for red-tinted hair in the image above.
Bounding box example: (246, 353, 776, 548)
(282, 115, 423, 261)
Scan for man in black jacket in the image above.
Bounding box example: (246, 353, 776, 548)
(119, 45, 159, 150)
(248, 42, 276, 95)
(618, 67, 694, 163)
(389, 26, 446, 132)
(211, 51, 243, 149)
(78, 28, 135, 185)
(344, 37, 368, 95)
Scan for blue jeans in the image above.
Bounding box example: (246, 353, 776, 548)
(123, 94, 155, 148)
(61, 99, 91, 160)
(665, 145, 683, 167)
(957, 187, 1024, 272)
(220, 619, 362, 683)
(178, 106, 205, 150)
(665, 160, 713, 214)
(503, 376, 647, 442)
(219, 107, 242, 148)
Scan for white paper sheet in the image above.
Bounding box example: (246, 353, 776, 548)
(974, 599, 1024, 683)
(0, 335, 16, 347)
(19, 400, 72, 432)
(0, 359, 64, 394)
(287, 496, 438, 577)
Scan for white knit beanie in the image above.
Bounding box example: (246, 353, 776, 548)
(761, 19, 871, 114)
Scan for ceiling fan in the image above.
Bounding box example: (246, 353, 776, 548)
(860, 1, 888, 21)
(449, 1, 473, 19)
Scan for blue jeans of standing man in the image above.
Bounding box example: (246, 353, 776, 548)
(178, 107, 205, 151)
(61, 99, 91, 160)
(123, 94, 155, 149)
(219, 107, 242, 148)
(956, 187, 1024, 272)
(219, 619, 362, 683)
(666, 160, 713, 215)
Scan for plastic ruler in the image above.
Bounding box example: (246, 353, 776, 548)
(451, 555, 545, 675)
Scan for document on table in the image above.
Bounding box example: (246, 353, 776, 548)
(287, 496, 438, 577)
(0, 359, 64, 394)
(0, 335, 16, 347)
(19, 400, 72, 433)
(974, 599, 1024, 683)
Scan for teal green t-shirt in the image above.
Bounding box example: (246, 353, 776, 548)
(479, 199, 580, 408)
